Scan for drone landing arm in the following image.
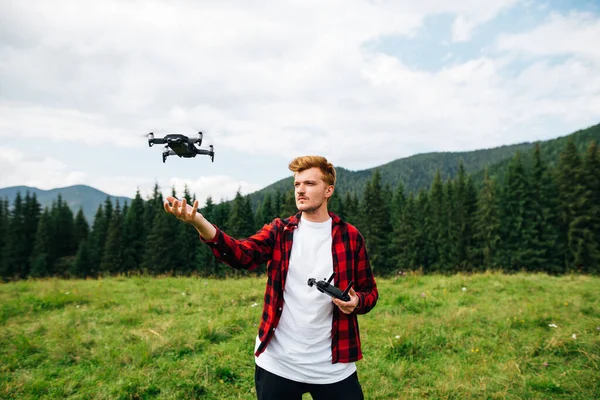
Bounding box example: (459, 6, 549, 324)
(162, 149, 178, 163)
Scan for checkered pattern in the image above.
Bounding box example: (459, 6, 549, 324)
(202, 211, 378, 363)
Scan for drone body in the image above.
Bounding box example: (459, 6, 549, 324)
(148, 132, 215, 163)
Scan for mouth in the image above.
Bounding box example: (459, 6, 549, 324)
(297, 197, 308, 201)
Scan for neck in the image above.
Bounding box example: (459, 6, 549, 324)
(301, 207, 330, 223)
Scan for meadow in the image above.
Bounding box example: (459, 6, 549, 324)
(1, 272, 598, 399)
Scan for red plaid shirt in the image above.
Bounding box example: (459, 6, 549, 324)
(202, 211, 378, 363)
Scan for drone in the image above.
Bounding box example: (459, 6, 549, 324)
(147, 132, 215, 163)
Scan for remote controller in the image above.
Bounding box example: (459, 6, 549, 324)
(307, 273, 354, 302)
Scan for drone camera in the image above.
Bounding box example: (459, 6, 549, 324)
(148, 132, 155, 147)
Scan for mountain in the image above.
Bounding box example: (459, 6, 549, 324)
(0, 185, 132, 223)
(247, 122, 600, 208)
(2, 123, 599, 218)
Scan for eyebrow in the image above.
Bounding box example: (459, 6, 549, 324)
(294, 179, 318, 185)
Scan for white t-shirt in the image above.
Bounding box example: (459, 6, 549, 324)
(255, 217, 356, 384)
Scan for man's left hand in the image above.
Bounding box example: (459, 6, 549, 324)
(332, 287, 359, 314)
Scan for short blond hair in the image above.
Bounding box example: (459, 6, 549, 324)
(288, 156, 336, 186)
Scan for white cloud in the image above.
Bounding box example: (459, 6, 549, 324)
(0, 146, 88, 189)
(497, 12, 600, 61)
(0, 0, 598, 193)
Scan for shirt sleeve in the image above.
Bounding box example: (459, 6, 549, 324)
(200, 220, 280, 270)
(354, 233, 378, 314)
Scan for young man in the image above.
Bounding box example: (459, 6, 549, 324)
(164, 156, 378, 400)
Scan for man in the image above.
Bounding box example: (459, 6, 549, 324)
(164, 155, 378, 400)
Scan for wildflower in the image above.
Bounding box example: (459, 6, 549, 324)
(543, 362, 549, 367)
(76, 305, 80, 308)
(395, 335, 400, 339)
(462, 287, 467, 292)
(596, 327, 600, 331)
(182, 292, 186, 296)
(421, 293, 426, 298)
(572, 334, 577, 339)
(548, 324, 558, 328)
(564, 302, 568, 306)
(251, 302, 258, 307)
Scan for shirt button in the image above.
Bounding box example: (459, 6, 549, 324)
(278, 307, 282, 311)
(272, 328, 276, 331)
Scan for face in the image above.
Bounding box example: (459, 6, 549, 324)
(294, 167, 334, 214)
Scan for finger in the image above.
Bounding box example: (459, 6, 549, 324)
(164, 201, 172, 213)
(181, 198, 187, 218)
(191, 200, 198, 219)
(349, 287, 357, 296)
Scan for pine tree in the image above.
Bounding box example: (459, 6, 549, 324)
(22, 192, 42, 277)
(444, 179, 459, 273)
(0, 198, 8, 278)
(582, 141, 600, 272)
(499, 152, 537, 272)
(556, 138, 590, 271)
(428, 170, 445, 271)
(87, 205, 106, 277)
(393, 192, 419, 270)
(360, 169, 393, 273)
(228, 190, 256, 238)
(71, 239, 92, 278)
(530, 144, 562, 272)
(101, 200, 124, 274)
(473, 168, 501, 271)
(49, 195, 76, 275)
(416, 189, 432, 272)
(328, 191, 344, 220)
(343, 192, 359, 226)
(2, 192, 27, 279)
(213, 200, 230, 232)
(568, 141, 600, 272)
(280, 188, 297, 218)
(122, 189, 146, 273)
(142, 208, 178, 274)
(30, 209, 53, 278)
(73, 208, 89, 250)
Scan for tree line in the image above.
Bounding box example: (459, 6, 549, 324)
(0, 137, 598, 280)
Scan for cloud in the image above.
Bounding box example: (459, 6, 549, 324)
(0, 0, 598, 193)
(0, 146, 88, 189)
(497, 12, 600, 61)
(0, 144, 261, 206)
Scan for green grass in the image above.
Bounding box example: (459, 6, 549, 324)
(1, 272, 598, 399)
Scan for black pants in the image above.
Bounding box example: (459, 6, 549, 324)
(255, 365, 364, 400)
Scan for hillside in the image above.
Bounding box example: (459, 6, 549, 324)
(247, 122, 600, 207)
(1, 123, 598, 216)
(0, 185, 132, 223)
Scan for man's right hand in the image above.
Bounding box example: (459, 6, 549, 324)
(164, 196, 199, 224)
(164, 196, 217, 240)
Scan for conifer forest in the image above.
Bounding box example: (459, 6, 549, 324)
(1, 137, 598, 280)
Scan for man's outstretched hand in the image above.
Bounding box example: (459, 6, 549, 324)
(164, 196, 217, 240)
(164, 196, 199, 224)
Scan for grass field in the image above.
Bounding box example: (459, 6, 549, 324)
(1, 272, 599, 399)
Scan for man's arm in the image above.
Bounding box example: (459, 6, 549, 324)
(353, 234, 378, 314)
(164, 196, 276, 270)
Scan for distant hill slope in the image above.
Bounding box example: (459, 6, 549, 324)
(0, 185, 132, 223)
(2, 123, 598, 219)
(247, 122, 600, 207)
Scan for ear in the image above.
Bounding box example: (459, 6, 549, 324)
(325, 185, 334, 199)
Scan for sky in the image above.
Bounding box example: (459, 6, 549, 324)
(1, 0, 599, 205)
